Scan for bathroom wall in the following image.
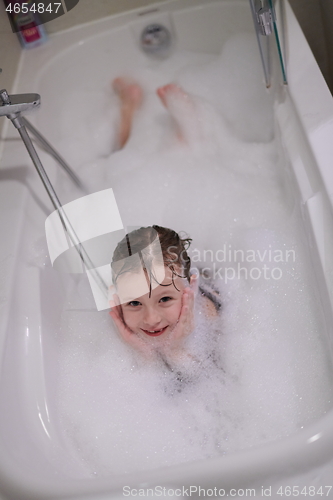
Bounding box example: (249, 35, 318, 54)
(318, 0, 333, 93)
(0, 1, 21, 139)
(0, 1, 21, 92)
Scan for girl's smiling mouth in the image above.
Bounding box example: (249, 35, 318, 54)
(141, 326, 168, 336)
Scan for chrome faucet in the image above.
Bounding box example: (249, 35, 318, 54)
(1, 88, 63, 209)
(0, 88, 108, 297)
(0, 89, 40, 127)
(0, 89, 83, 188)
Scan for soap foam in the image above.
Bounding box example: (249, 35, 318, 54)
(54, 33, 333, 477)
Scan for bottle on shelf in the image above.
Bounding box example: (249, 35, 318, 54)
(4, 0, 48, 49)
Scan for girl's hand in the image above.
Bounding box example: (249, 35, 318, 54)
(170, 287, 195, 346)
(165, 274, 197, 353)
(109, 293, 154, 359)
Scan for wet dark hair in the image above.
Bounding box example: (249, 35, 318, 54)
(111, 225, 192, 293)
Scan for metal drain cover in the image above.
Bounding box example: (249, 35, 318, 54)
(140, 24, 172, 55)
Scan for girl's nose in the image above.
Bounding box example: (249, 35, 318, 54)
(143, 307, 161, 327)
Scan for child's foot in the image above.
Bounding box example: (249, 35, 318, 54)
(156, 84, 202, 144)
(156, 83, 190, 108)
(112, 77, 143, 148)
(113, 77, 143, 109)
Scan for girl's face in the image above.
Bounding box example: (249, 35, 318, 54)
(118, 267, 188, 339)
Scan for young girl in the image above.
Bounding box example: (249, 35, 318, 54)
(109, 81, 221, 369)
(109, 225, 221, 369)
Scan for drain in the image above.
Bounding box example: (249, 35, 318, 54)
(140, 23, 171, 56)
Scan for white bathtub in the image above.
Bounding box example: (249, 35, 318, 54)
(1, 0, 333, 498)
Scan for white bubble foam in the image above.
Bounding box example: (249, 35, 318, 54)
(54, 33, 333, 476)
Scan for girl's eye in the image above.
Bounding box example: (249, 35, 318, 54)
(159, 296, 172, 303)
(128, 300, 141, 307)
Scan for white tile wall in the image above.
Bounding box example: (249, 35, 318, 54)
(0, 1, 22, 138)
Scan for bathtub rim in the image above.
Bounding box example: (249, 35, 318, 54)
(1, 0, 333, 497)
(283, 1, 333, 210)
(0, 406, 333, 499)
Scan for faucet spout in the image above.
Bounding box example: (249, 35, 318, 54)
(0, 90, 40, 124)
(0, 89, 85, 189)
(0, 88, 108, 299)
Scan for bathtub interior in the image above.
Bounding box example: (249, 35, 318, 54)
(1, 0, 333, 496)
